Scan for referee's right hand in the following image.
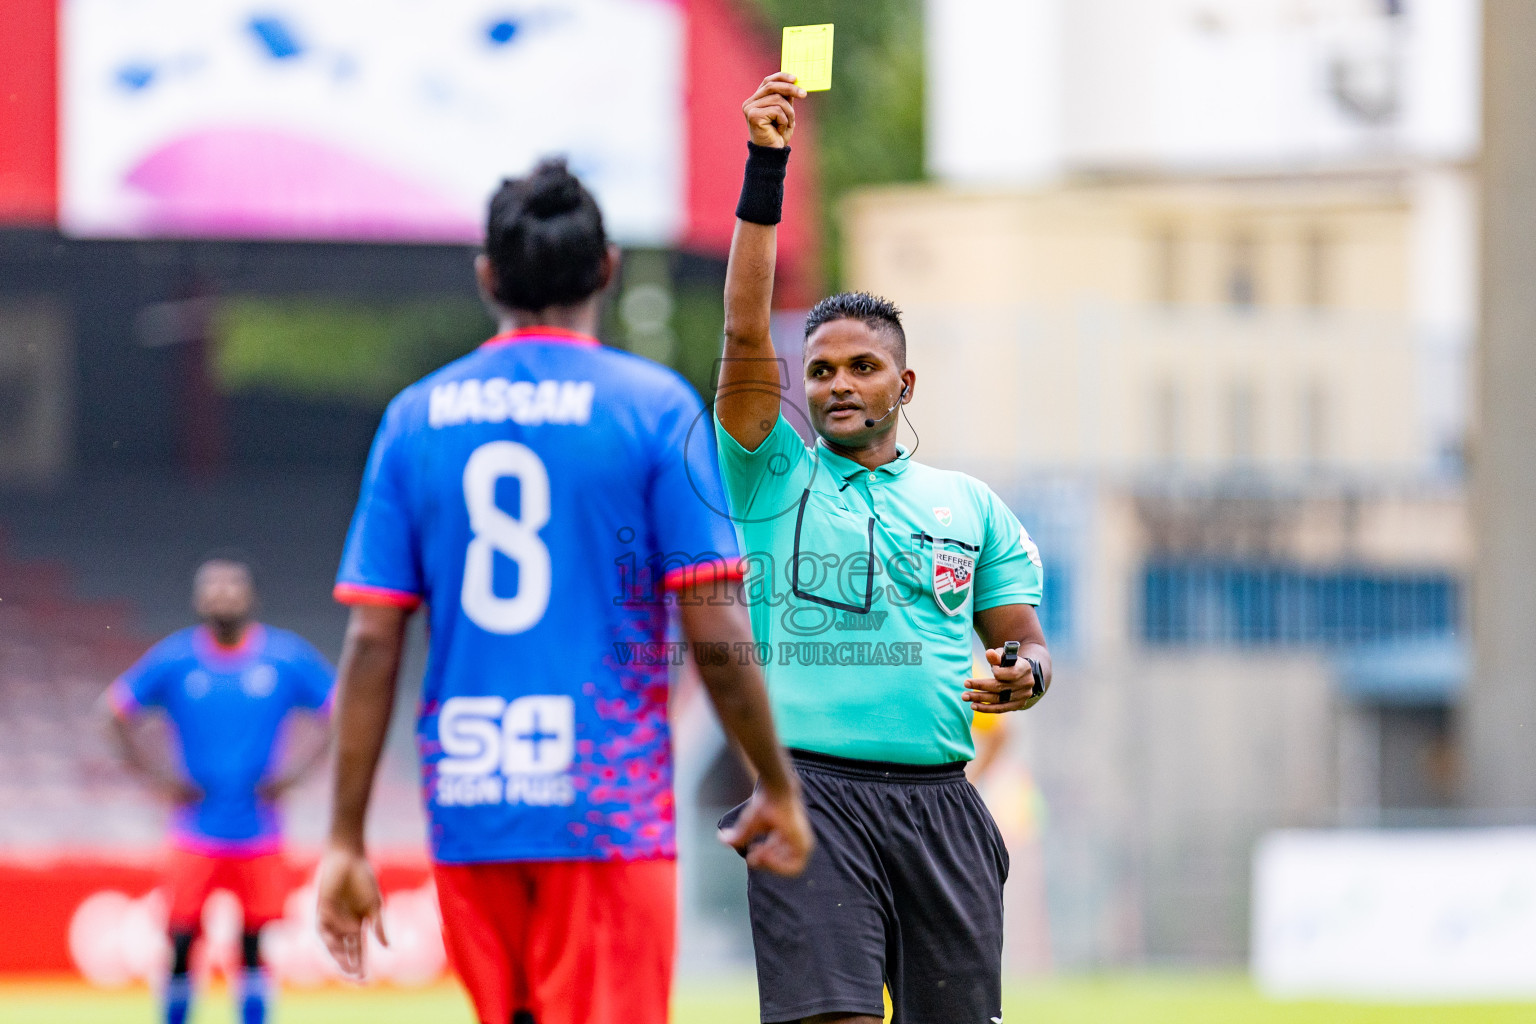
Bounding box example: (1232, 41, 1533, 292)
(743, 72, 805, 149)
(720, 782, 814, 877)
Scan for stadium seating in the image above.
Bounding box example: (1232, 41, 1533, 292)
(0, 536, 162, 849)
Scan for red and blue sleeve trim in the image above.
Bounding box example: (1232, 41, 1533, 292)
(333, 582, 423, 609)
(662, 558, 746, 592)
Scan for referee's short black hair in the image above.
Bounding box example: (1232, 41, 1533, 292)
(485, 158, 608, 312)
(803, 292, 907, 366)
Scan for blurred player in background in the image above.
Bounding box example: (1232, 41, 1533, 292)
(317, 159, 811, 1024)
(715, 74, 1052, 1024)
(99, 557, 335, 1024)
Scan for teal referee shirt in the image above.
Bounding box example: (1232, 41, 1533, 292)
(716, 413, 1043, 764)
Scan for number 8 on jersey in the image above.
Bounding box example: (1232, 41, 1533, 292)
(461, 441, 552, 635)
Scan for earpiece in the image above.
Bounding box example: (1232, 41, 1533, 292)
(864, 383, 910, 428)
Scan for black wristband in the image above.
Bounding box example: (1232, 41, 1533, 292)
(736, 141, 790, 225)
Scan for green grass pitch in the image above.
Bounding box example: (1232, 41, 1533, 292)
(0, 977, 1532, 1023)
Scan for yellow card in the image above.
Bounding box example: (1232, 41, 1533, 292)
(782, 24, 834, 92)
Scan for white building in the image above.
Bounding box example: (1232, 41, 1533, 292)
(927, 0, 1479, 182)
(923, 0, 1479, 461)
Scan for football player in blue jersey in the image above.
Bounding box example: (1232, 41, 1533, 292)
(315, 159, 811, 1024)
(102, 557, 335, 1024)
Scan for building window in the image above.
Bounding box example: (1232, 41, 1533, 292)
(1227, 381, 1257, 464)
(1140, 562, 1461, 647)
(1152, 226, 1182, 305)
(1227, 231, 1259, 308)
(1154, 379, 1181, 462)
(1302, 380, 1329, 466)
(1302, 226, 1331, 309)
(892, 235, 931, 278)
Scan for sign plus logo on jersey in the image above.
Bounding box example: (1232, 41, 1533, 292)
(435, 695, 577, 808)
(932, 549, 975, 615)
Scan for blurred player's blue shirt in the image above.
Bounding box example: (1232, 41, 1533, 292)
(335, 329, 740, 864)
(109, 624, 334, 853)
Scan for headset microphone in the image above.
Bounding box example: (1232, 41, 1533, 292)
(864, 384, 910, 428)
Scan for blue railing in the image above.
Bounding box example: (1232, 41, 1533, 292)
(1141, 562, 1460, 647)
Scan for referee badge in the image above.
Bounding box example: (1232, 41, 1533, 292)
(932, 549, 975, 615)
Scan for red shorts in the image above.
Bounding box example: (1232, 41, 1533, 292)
(166, 847, 289, 932)
(433, 858, 676, 1024)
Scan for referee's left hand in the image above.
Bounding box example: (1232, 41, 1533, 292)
(964, 646, 1041, 713)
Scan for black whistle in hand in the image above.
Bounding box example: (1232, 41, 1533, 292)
(997, 641, 1020, 704)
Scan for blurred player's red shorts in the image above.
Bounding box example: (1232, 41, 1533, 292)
(433, 858, 675, 1024)
(166, 847, 289, 932)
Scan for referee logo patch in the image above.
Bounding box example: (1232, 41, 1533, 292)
(932, 549, 975, 615)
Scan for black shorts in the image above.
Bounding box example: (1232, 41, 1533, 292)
(721, 749, 1009, 1024)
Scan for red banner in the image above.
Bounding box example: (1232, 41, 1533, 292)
(0, 849, 443, 984)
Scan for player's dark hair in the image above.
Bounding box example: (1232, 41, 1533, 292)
(195, 550, 254, 583)
(485, 158, 608, 312)
(803, 291, 907, 365)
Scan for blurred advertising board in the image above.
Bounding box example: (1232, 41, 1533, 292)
(0, 850, 443, 985)
(60, 0, 684, 244)
(1253, 829, 1536, 1000)
(0, 0, 57, 224)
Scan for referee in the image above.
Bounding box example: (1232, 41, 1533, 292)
(714, 74, 1053, 1024)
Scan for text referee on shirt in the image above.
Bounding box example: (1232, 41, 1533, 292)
(712, 73, 1053, 1024)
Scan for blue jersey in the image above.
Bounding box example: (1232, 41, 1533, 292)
(335, 329, 740, 865)
(109, 624, 334, 853)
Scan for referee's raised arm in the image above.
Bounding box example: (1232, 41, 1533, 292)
(718, 73, 807, 453)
